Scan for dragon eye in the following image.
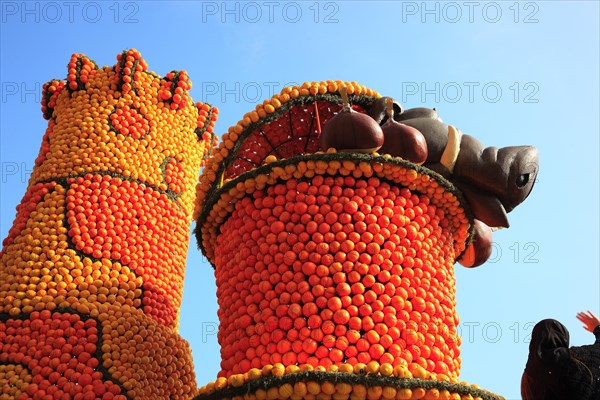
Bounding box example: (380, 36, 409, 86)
(516, 173, 530, 188)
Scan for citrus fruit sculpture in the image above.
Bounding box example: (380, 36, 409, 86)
(0, 49, 217, 399)
(192, 81, 530, 399)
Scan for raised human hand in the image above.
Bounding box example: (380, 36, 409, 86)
(576, 311, 600, 332)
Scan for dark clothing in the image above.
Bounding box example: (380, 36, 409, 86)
(521, 319, 600, 400)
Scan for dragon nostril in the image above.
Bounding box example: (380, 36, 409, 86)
(516, 173, 530, 188)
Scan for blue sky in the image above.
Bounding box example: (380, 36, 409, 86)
(1, 1, 598, 398)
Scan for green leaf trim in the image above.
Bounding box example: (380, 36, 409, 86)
(194, 371, 505, 400)
(195, 153, 475, 266)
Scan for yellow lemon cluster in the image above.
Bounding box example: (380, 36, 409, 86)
(1, 49, 217, 399)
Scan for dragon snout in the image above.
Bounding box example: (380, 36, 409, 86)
(502, 146, 539, 212)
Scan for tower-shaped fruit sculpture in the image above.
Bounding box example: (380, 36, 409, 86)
(194, 81, 513, 400)
(0, 50, 218, 399)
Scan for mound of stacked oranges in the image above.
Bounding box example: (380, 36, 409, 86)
(194, 83, 504, 400)
(214, 173, 463, 377)
(0, 49, 217, 399)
